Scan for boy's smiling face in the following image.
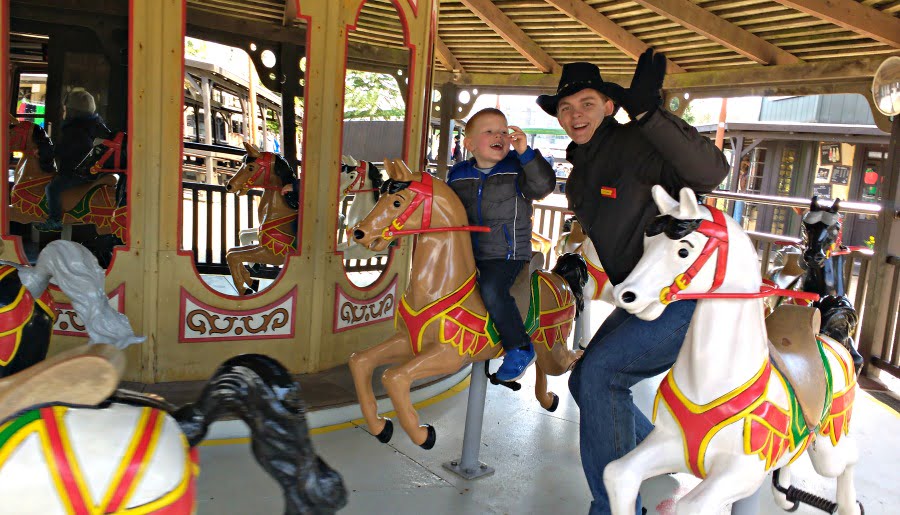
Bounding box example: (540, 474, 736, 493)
(464, 113, 511, 169)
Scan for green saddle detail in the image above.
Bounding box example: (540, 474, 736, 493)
(0, 409, 40, 447)
(67, 184, 108, 218)
(776, 336, 835, 439)
(482, 272, 543, 349)
(524, 272, 541, 336)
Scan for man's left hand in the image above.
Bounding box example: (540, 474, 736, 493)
(620, 48, 667, 120)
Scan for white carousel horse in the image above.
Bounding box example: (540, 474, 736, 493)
(336, 157, 387, 260)
(604, 186, 860, 515)
(554, 217, 613, 349)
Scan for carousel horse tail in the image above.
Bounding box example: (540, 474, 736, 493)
(552, 252, 589, 316)
(173, 354, 348, 515)
(13, 240, 144, 349)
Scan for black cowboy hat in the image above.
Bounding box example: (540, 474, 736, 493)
(537, 62, 624, 117)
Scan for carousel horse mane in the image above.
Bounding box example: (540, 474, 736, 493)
(171, 353, 348, 513)
(553, 252, 588, 315)
(4, 241, 144, 349)
(246, 151, 297, 187)
(366, 161, 383, 202)
(16, 121, 56, 173)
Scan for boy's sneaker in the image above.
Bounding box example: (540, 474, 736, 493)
(35, 218, 63, 232)
(495, 343, 536, 382)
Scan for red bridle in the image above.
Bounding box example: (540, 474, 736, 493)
(343, 162, 379, 195)
(90, 132, 127, 174)
(9, 120, 32, 152)
(380, 173, 489, 239)
(661, 207, 819, 304)
(241, 153, 280, 191)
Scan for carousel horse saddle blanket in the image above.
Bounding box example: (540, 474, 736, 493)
(766, 304, 831, 431)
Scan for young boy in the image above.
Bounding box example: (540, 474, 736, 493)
(447, 108, 556, 382)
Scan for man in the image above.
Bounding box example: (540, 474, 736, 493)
(537, 51, 729, 514)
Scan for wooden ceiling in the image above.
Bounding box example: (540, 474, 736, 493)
(185, 0, 900, 97)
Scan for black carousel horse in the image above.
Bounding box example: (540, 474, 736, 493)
(799, 196, 863, 371)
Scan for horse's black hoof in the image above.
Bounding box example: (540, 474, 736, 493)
(419, 425, 436, 450)
(546, 393, 559, 412)
(375, 419, 393, 443)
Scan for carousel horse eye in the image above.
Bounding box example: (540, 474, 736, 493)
(678, 248, 690, 258)
(393, 200, 402, 208)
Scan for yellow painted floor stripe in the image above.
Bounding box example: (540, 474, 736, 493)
(201, 375, 472, 446)
(864, 389, 900, 419)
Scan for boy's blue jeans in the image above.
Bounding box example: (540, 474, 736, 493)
(569, 299, 697, 515)
(476, 259, 531, 352)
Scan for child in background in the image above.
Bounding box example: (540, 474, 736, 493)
(447, 108, 556, 382)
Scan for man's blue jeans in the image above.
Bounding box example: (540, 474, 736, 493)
(568, 299, 697, 515)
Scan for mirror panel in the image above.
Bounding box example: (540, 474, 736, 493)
(338, 0, 409, 288)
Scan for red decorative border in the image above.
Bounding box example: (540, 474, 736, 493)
(333, 274, 398, 333)
(53, 283, 127, 337)
(178, 286, 297, 342)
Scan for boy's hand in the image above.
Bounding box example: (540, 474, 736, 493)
(509, 125, 527, 154)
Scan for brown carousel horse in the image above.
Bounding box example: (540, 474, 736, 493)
(224, 142, 298, 295)
(349, 160, 587, 449)
(8, 118, 126, 238)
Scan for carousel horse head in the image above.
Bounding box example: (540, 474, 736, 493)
(226, 141, 296, 195)
(802, 196, 842, 268)
(351, 159, 467, 253)
(8, 117, 55, 173)
(614, 186, 759, 321)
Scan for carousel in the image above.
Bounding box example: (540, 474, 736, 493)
(2, 0, 900, 514)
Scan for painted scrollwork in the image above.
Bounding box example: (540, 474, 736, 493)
(339, 294, 394, 326)
(186, 308, 290, 336)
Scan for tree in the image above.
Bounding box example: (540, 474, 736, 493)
(343, 71, 406, 120)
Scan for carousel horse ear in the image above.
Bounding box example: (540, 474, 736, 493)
(809, 195, 819, 211)
(392, 159, 416, 180)
(342, 154, 359, 167)
(651, 185, 680, 215)
(243, 140, 261, 158)
(830, 198, 841, 213)
(382, 158, 399, 180)
(677, 188, 704, 219)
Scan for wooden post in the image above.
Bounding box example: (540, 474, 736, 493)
(859, 114, 900, 375)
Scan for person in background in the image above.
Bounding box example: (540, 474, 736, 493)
(35, 88, 109, 232)
(537, 52, 729, 514)
(451, 134, 463, 164)
(447, 108, 556, 382)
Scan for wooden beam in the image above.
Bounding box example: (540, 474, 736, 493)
(633, 0, 801, 65)
(437, 55, 884, 98)
(283, 0, 297, 27)
(544, 0, 685, 73)
(774, 0, 900, 48)
(459, 0, 560, 73)
(435, 36, 464, 73)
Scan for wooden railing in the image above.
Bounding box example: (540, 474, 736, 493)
(871, 255, 900, 380)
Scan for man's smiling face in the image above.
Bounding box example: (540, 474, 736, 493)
(557, 89, 614, 145)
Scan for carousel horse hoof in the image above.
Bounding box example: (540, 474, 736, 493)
(487, 372, 522, 391)
(419, 424, 436, 450)
(374, 418, 393, 443)
(546, 393, 559, 412)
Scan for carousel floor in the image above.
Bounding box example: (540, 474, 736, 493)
(180, 303, 900, 515)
